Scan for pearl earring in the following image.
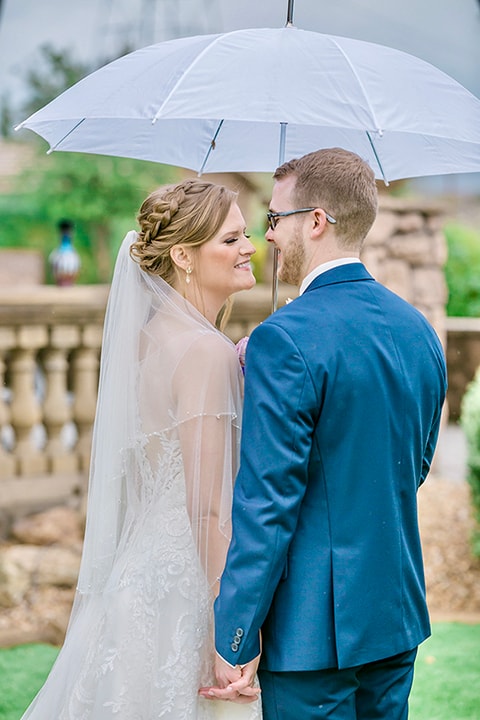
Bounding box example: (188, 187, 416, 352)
(185, 266, 192, 284)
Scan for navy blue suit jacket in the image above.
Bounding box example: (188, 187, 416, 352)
(215, 263, 447, 671)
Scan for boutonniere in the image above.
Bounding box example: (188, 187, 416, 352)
(235, 336, 249, 375)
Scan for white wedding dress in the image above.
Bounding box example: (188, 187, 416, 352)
(20, 232, 261, 720)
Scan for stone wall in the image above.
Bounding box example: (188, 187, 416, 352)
(445, 317, 480, 421)
(361, 195, 447, 346)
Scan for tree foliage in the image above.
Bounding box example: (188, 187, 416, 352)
(0, 45, 179, 282)
(7, 149, 178, 282)
(444, 222, 480, 317)
(20, 45, 92, 119)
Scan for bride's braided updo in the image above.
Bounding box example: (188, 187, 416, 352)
(130, 179, 237, 285)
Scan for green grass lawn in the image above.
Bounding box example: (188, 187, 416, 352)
(0, 623, 478, 720)
(0, 643, 59, 720)
(410, 622, 480, 720)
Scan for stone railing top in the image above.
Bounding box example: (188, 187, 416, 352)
(0, 283, 294, 328)
(0, 285, 110, 325)
(376, 194, 444, 215)
(445, 316, 480, 332)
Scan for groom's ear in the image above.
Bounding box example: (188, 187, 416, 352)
(311, 209, 330, 238)
(170, 244, 192, 271)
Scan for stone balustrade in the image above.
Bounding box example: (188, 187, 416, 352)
(0, 286, 108, 532)
(0, 283, 291, 534)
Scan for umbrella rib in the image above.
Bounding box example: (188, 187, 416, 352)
(152, 31, 239, 123)
(44, 118, 87, 154)
(366, 131, 389, 186)
(198, 119, 225, 175)
(329, 39, 383, 135)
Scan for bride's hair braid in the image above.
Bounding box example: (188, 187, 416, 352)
(130, 179, 237, 286)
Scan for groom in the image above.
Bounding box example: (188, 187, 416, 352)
(202, 148, 447, 718)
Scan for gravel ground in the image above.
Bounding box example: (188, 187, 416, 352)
(419, 474, 480, 621)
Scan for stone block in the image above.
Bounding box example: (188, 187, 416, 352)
(0, 544, 81, 607)
(394, 213, 424, 234)
(430, 231, 448, 267)
(412, 268, 448, 307)
(378, 259, 413, 303)
(360, 246, 386, 279)
(11, 506, 83, 547)
(36, 546, 81, 587)
(365, 211, 398, 246)
(0, 249, 44, 286)
(0, 545, 39, 606)
(389, 234, 432, 265)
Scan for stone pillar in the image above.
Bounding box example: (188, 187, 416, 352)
(10, 326, 48, 476)
(43, 325, 80, 473)
(72, 324, 102, 473)
(0, 328, 15, 479)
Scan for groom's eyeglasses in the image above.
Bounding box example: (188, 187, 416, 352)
(266, 208, 337, 231)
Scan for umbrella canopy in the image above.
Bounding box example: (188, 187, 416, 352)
(16, 26, 480, 183)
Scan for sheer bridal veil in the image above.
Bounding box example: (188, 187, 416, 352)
(78, 230, 243, 595)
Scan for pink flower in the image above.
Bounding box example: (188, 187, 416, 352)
(235, 336, 249, 374)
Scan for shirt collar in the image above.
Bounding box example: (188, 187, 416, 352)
(298, 258, 361, 296)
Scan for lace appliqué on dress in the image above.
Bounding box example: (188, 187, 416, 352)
(47, 432, 260, 719)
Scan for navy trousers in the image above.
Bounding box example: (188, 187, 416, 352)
(258, 648, 417, 720)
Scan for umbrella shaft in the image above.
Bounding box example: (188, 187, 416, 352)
(286, 0, 295, 25)
(272, 248, 279, 312)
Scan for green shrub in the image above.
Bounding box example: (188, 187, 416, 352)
(444, 222, 480, 317)
(460, 367, 480, 556)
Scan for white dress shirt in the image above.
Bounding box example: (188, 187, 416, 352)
(299, 258, 361, 296)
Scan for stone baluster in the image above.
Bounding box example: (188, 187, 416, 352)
(72, 324, 102, 473)
(10, 326, 48, 476)
(42, 325, 80, 474)
(0, 328, 16, 478)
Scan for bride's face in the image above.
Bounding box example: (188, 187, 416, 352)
(191, 202, 256, 312)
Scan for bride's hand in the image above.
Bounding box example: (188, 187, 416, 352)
(199, 655, 261, 704)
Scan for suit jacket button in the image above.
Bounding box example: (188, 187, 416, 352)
(235, 628, 244, 637)
(231, 643, 239, 652)
(233, 635, 241, 644)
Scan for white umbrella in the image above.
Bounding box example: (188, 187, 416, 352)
(15, 2, 480, 307)
(15, 25, 480, 184)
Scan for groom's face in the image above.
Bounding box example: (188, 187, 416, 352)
(266, 175, 308, 287)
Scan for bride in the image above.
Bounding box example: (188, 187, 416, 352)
(20, 179, 262, 719)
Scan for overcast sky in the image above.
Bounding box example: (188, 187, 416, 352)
(1, 0, 480, 107)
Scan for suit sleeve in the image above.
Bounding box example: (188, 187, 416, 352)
(420, 334, 447, 485)
(214, 319, 319, 665)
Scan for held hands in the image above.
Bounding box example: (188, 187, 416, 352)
(199, 654, 261, 704)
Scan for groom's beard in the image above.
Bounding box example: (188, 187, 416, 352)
(278, 228, 306, 286)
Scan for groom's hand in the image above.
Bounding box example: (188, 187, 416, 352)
(198, 654, 261, 704)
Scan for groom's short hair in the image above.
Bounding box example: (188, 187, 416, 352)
(274, 148, 378, 250)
